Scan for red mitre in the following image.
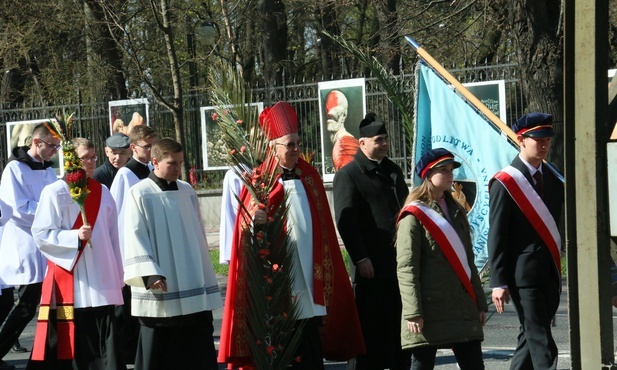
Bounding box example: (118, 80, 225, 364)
(259, 101, 298, 140)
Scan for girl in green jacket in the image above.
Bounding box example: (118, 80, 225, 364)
(396, 148, 487, 370)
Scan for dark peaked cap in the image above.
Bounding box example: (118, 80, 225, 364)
(511, 112, 554, 138)
(359, 113, 387, 138)
(415, 148, 461, 179)
(105, 132, 130, 149)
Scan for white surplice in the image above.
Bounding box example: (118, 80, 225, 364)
(0, 199, 11, 227)
(218, 169, 243, 264)
(123, 179, 222, 318)
(283, 179, 327, 320)
(109, 166, 141, 261)
(0, 199, 11, 290)
(0, 161, 57, 285)
(31, 180, 124, 308)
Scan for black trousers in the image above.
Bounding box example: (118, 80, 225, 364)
(114, 286, 139, 365)
(410, 340, 484, 370)
(0, 288, 14, 327)
(0, 283, 42, 359)
(134, 311, 217, 370)
(25, 305, 125, 370)
(354, 279, 412, 370)
(289, 317, 324, 369)
(509, 284, 560, 370)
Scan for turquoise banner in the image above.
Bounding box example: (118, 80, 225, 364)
(413, 64, 519, 270)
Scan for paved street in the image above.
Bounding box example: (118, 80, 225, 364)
(0, 228, 613, 369)
(0, 279, 586, 370)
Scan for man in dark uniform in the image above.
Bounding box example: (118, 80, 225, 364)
(488, 113, 564, 370)
(93, 132, 131, 188)
(333, 113, 411, 369)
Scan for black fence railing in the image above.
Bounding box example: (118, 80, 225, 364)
(0, 62, 524, 188)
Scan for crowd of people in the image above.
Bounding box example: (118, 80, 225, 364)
(0, 103, 564, 370)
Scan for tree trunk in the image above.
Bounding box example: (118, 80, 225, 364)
(509, 0, 564, 168)
(474, 0, 507, 66)
(218, 0, 245, 77)
(376, 0, 400, 74)
(159, 0, 189, 180)
(258, 0, 287, 85)
(317, 1, 341, 77)
(83, 0, 127, 100)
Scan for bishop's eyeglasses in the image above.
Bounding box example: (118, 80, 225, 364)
(275, 141, 302, 150)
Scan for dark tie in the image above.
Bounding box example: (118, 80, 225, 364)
(533, 171, 544, 199)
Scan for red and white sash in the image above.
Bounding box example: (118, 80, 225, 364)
(398, 201, 476, 302)
(32, 179, 102, 361)
(492, 166, 561, 275)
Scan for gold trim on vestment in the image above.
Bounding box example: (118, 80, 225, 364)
(56, 305, 75, 320)
(37, 306, 50, 321)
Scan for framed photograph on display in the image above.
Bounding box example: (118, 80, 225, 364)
(108, 98, 150, 136)
(6, 119, 64, 177)
(317, 78, 366, 182)
(462, 80, 508, 124)
(200, 103, 264, 170)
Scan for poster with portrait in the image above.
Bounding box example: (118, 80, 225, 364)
(108, 98, 149, 136)
(462, 80, 507, 125)
(318, 78, 366, 182)
(6, 119, 64, 177)
(200, 103, 264, 170)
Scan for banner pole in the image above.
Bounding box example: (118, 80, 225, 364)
(405, 36, 517, 143)
(406, 36, 565, 183)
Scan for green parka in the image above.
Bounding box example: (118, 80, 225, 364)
(396, 196, 488, 349)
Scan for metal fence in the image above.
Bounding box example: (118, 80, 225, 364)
(0, 62, 524, 188)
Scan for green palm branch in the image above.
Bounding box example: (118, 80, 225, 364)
(323, 31, 415, 152)
(208, 61, 304, 369)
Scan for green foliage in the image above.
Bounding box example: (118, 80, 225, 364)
(324, 31, 415, 154)
(209, 249, 229, 276)
(340, 247, 351, 275)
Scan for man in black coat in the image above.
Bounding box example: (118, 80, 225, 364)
(488, 113, 564, 370)
(333, 113, 411, 370)
(93, 132, 131, 188)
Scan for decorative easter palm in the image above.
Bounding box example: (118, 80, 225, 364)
(45, 112, 92, 248)
(208, 63, 304, 369)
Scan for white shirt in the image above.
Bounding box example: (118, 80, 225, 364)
(519, 154, 543, 185)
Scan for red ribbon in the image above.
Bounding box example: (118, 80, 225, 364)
(32, 179, 102, 360)
(398, 203, 476, 302)
(493, 170, 561, 276)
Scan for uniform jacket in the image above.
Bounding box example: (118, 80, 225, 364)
(333, 150, 409, 282)
(396, 197, 487, 349)
(488, 155, 564, 288)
